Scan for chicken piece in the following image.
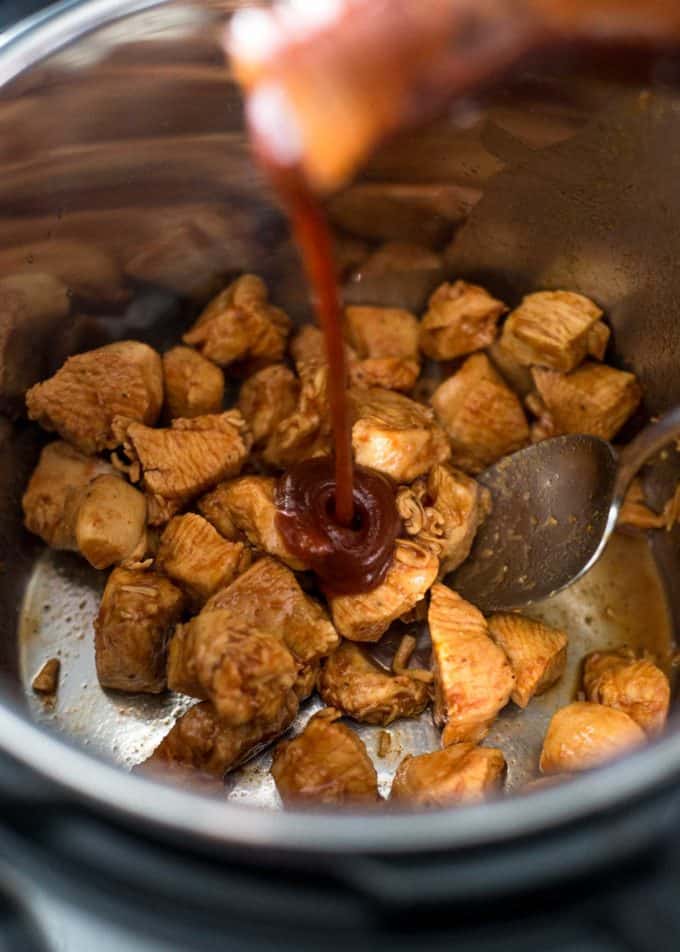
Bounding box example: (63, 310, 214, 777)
(429, 584, 514, 745)
(487, 614, 567, 709)
(22, 440, 113, 550)
(198, 476, 308, 571)
(318, 641, 429, 725)
(390, 744, 506, 807)
(32, 658, 60, 696)
(26, 341, 163, 454)
(289, 325, 336, 379)
(486, 339, 534, 397)
(155, 514, 251, 609)
(398, 463, 491, 576)
(145, 694, 299, 777)
(75, 474, 149, 570)
(330, 540, 439, 642)
(345, 306, 420, 393)
(94, 567, 185, 693)
(344, 241, 443, 313)
(588, 321, 611, 361)
(539, 701, 645, 774)
(530, 362, 642, 441)
(264, 367, 332, 468)
(500, 290, 604, 373)
(294, 660, 320, 701)
(617, 478, 666, 532)
(351, 387, 450, 483)
(271, 708, 378, 806)
(583, 651, 670, 737)
(169, 610, 297, 726)
(238, 364, 300, 447)
(182, 274, 291, 368)
(162, 346, 224, 420)
(117, 410, 251, 526)
(419, 281, 506, 361)
(166, 622, 204, 698)
(203, 557, 339, 664)
(430, 354, 530, 474)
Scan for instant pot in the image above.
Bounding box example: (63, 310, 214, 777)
(2, 2, 680, 949)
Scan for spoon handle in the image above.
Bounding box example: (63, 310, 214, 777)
(612, 405, 680, 510)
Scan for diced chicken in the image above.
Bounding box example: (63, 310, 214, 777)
(117, 410, 251, 526)
(289, 325, 339, 378)
(430, 354, 529, 474)
(162, 346, 224, 420)
(94, 567, 185, 693)
(419, 281, 506, 361)
(345, 306, 420, 392)
(583, 651, 670, 737)
(198, 476, 308, 571)
(238, 364, 300, 447)
(22, 440, 113, 550)
(271, 708, 378, 806)
(588, 321, 611, 361)
(26, 341, 163, 454)
(203, 557, 339, 664)
(294, 660, 320, 701)
(155, 514, 251, 609)
(390, 744, 506, 807)
(330, 540, 439, 642)
(318, 641, 429, 725)
(182, 274, 291, 367)
(344, 241, 443, 313)
(32, 658, 60, 696)
(351, 387, 450, 483)
(264, 367, 332, 468)
(75, 474, 149, 570)
(429, 584, 514, 745)
(486, 339, 534, 397)
(398, 463, 491, 576)
(540, 701, 645, 774)
(169, 610, 297, 725)
(617, 478, 666, 532)
(145, 694, 299, 777)
(487, 613, 567, 709)
(166, 622, 204, 699)
(500, 290, 604, 373)
(529, 362, 642, 441)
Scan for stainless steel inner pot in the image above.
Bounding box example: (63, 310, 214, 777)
(1, 0, 680, 861)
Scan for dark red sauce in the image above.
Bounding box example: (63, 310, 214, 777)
(276, 457, 401, 596)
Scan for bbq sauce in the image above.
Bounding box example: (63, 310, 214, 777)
(247, 144, 401, 594)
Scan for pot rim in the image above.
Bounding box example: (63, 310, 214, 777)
(1, 0, 680, 856)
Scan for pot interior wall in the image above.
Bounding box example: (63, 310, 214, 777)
(0, 2, 679, 776)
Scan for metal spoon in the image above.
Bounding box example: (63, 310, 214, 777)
(450, 406, 680, 612)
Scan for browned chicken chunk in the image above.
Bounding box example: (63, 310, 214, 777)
(290, 325, 342, 379)
(500, 290, 605, 373)
(271, 708, 378, 806)
(95, 567, 185, 693)
(155, 514, 251, 609)
(203, 557, 339, 664)
(183, 274, 291, 367)
(431, 354, 530, 473)
(540, 701, 645, 774)
(351, 387, 450, 483)
(75, 474, 149, 570)
(318, 641, 429, 725)
(22, 441, 113, 551)
(617, 478, 667, 532)
(487, 613, 568, 709)
(198, 476, 308, 571)
(529, 362, 642, 441)
(486, 339, 534, 396)
(419, 281, 506, 361)
(145, 694, 298, 777)
(583, 651, 670, 737)
(294, 661, 320, 701)
(390, 743, 506, 807)
(162, 346, 225, 420)
(169, 609, 297, 725)
(238, 364, 300, 447)
(330, 540, 439, 642)
(26, 341, 163, 454)
(398, 463, 491, 576)
(429, 584, 514, 745)
(264, 367, 332, 468)
(345, 306, 420, 392)
(118, 410, 251, 526)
